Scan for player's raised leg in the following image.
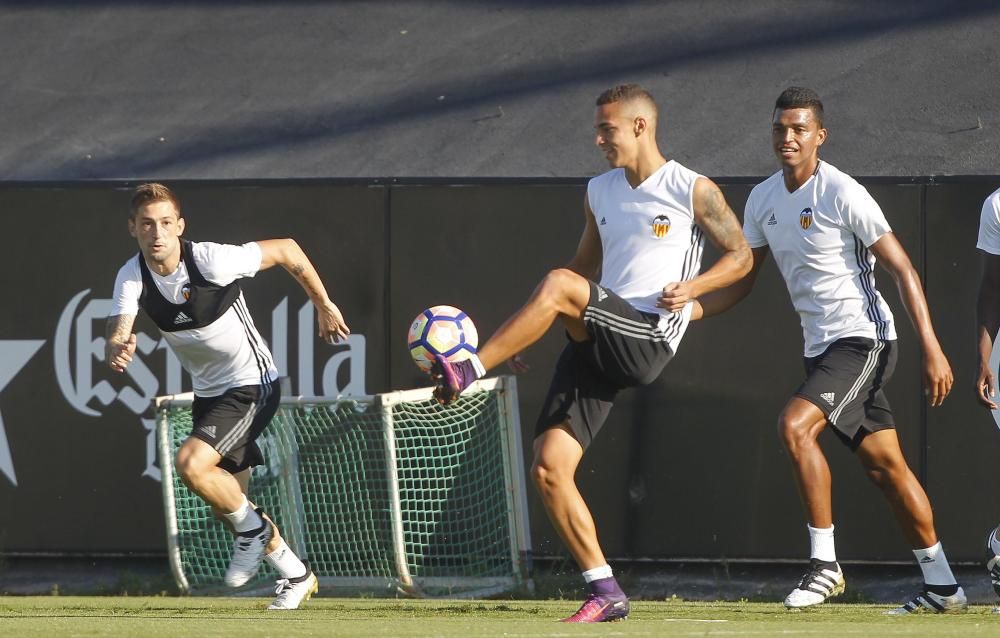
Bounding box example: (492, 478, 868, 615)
(777, 398, 846, 609)
(431, 268, 591, 403)
(532, 425, 629, 623)
(855, 430, 966, 615)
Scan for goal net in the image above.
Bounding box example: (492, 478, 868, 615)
(155, 376, 532, 598)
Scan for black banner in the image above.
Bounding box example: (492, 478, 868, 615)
(0, 178, 997, 562)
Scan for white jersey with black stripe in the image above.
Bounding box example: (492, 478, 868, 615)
(743, 162, 897, 357)
(976, 187, 1000, 255)
(587, 160, 705, 354)
(110, 241, 279, 397)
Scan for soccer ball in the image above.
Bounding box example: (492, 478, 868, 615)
(407, 305, 479, 373)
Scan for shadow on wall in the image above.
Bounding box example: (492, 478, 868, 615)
(21, 0, 997, 177)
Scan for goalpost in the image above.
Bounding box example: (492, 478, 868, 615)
(155, 376, 532, 598)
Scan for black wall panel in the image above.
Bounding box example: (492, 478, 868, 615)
(0, 183, 386, 552)
(387, 183, 592, 557)
(925, 180, 1000, 559)
(0, 177, 997, 563)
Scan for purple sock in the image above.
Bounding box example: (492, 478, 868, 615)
(589, 576, 624, 597)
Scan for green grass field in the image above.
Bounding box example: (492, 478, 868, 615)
(2, 597, 999, 637)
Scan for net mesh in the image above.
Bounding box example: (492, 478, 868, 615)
(392, 394, 511, 579)
(159, 383, 525, 596)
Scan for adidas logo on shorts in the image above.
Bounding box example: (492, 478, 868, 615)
(174, 311, 193, 325)
(596, 287, 608, 302)
(820, 392, 835, 406)
(203, 425, 216, 439)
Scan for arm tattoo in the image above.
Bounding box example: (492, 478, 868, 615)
(697, 187, 743, 250)
(105, 314, 136, 344)
(105, 314, 136, 363)
(286, 261, 327, 303)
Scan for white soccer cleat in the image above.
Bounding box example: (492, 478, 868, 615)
(784, 560, 845, 609)
(885, 586, 967, 615)
(224, 514, 273, 588)
(267, 570, 319, 610)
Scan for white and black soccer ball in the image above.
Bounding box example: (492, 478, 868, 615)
(407, 305, 479, 373)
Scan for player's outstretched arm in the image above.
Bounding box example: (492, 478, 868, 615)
(105, 313, 137, 372)
(658, 177, 752, 313)
(976, 252, 1000, 409)
(689, 246, 769, 321)
(257, 238, 350, 344)
(871, 232, 952, 406)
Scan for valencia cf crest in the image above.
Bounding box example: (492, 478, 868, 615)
(799, 207, 813, 230)
(181, 284, 192, 301)
(651, 214, 671, 238)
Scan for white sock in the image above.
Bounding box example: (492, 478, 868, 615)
(990, 527, 1000, 555)
(581, 564, 613, 583)
(265, 539, 308, 579)
(469, 353, 486, 378)
(913, 542, 957, 586)
(808, 524, 837, 563)
(223, 496, 262, 533)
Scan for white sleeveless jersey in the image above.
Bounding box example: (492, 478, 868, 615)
(110, 241, 278, 397)
(977, 187, 1000, 255)
(587, 160, 705, 353)
(744, 162, 897, 357)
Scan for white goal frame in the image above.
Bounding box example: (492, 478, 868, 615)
(155, 375, 533, 598)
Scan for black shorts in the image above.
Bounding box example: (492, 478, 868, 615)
(190, 380, 281, 474)
(797, 337, 897, 450)
(535, 282, 674, 449)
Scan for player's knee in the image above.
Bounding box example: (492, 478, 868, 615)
(777, 414, 815, 454)
(863, 465, 891, 488)
(538, 269, 582, 303)
(861, 453, 908, 488)
(863, 461, 909, 491)
(530, 460, 549, 489)
(175, 449, 209, 486)
(530, 459, 567, 495)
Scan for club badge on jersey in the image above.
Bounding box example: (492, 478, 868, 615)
(651, 214, 671, 238)
(799, 207, 814, 230)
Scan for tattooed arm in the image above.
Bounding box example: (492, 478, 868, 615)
(657, 177, 752, 312)
(106, 313, 137, 372)
(257, 239, 351, 343)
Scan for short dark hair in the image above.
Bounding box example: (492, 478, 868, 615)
(130, 183, 181, 218)
(596, 84, 658, 115)
(774, 86, 824, 127)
